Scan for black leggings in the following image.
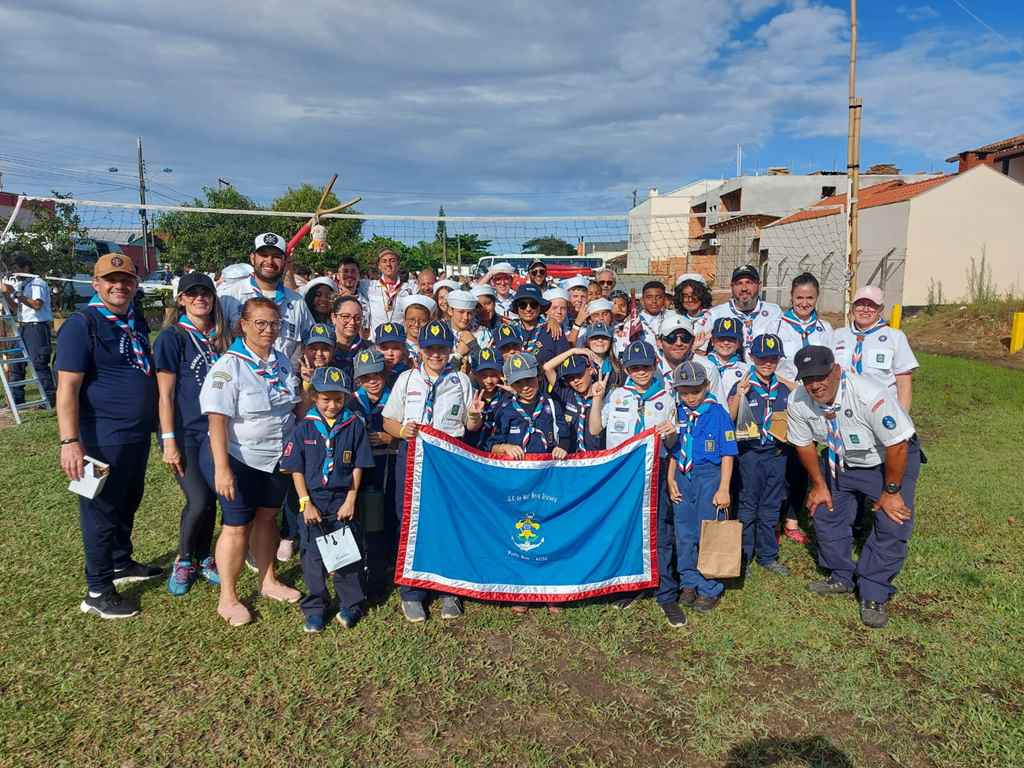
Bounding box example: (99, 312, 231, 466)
(176, 442, 217, 560)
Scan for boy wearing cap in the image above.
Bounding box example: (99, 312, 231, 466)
(399, 294, 437, 369)
(510, 284, 568, 366)
(382, 320, 480, 623)
(666, 361, 738, 618)
(707, 317, 747, 404)
(787, 345, 921, 628)
(707, 265, 782, 357)
(299, 323, 337, 389)
(832, 285, 918, 412)
(494, 323, 525, 360)
(562, 275, 590, 318)
(541, 348, 603, 452)
(282, 367, 375, 632)
(447, 289, 493, 370)
(488, 352, 569, 460)
(218, 233, 314, 365)
(727, 334, 794, 576)
(464, 348, 506, 450)
(373, 322, 410, 384)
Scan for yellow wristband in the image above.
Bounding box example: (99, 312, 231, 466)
(299, 495, 310, 511)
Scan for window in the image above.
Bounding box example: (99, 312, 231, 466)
(821, 186, 836, 198)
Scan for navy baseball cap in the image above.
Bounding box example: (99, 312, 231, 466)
(304, 322, 336, 347)
(711, 317, 742, 340)
(795, 345, 835, 380)
(375, 322, 406, 344)
(504, 352, 539, 384)
(672, 360, 708, 387)
(559, 353, 590, 379)
(750, 333, 784, 359)
(511, 283, 550, 311)
(583, 322, 613, 341)
(176, 272, 215, 296)
(731, 264, 760, 283)
(621, 340, 657, 368)
(472, 347, 503, 373)
(311, 366, 351, 394)
(419, 320, 455, 349)
(353, 348, 386, 379)
(494, 323, 524, 350)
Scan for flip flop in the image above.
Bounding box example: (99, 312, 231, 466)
(260, 586, 301, 604)
(218, 602, 252, 627)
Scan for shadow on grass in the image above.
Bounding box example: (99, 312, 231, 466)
(724, 735, 854, 768)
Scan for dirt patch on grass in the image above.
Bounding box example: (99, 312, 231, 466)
(902, 307, 1024, 369)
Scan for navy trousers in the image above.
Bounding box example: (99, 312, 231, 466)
(672, 463, 725, 599)
(298, 519, 365, 619)
(811, 441, 921, 604)
(12, 322, 56, 405)
(79, 442, 150, 592)
(737, 446, 787, 566)
(654, 472, 678, 605)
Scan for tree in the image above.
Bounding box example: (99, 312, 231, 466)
(522, 236, 575, 256)
(445, 233, 492, 266)
(0, 193, 86, 277)
(271, 184, 363, 274)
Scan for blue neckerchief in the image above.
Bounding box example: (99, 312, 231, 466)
(250, 275, 286, 307)
(355, 386, 389, 416)
(177, 313, 219, 364)
(510, 395, 552, 451)
(422, 364, 454, 423)
(850, 319, 887, 374)
(304, 406, 353, 486)
(227, 336, 289, 396)
(748, 371, 779, 446)
(89, 294, 151, 375)
(707, 351, 740, 376)
(781, 309, 819, 349)
(624, 376, 664, 433)
(675, 395, 718, 472)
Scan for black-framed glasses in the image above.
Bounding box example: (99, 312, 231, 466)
(516, 300, 540, 310)
(250, 319, 282, 332)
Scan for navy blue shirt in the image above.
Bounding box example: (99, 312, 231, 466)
(669, 402, 738, 467)
(487, 394, 568, 454)
(728, 375, 790, 451)
(55, 307, 156, 446)
(280, 411, 376, 514)
(550, 381, 603, 452)
(515, 323, 569, 367)
(153, 326, 215, 448)
(463, 390, 506, 450)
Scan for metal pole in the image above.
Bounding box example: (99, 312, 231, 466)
(845, 0, 862, 319)
(137, 137, 151, 275)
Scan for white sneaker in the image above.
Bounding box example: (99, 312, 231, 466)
(401, 600, 427, 623)
(276, 538, 295, 562)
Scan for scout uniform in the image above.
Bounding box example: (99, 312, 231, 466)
(706, 265, 782, 356)
(488, 352, 568, 454)
(509, 283, 568, 367)
(373, 321, 410, 386)
(580, 322, 626, 390)
(669, 361, 738, 606)
(281, 367, 375, 629)
(464, 348, 506, 451)
(549, 353, 602, 452)
(446, 289, 494, 371)
(706, 317, 748, 405)
(787, 346, 921, 626)
(729, 334, 789, 571)
(399, 294, 437, 370)
(361, 274, 413, 341)
(777, 309, 833, 381)
(600, 341, 674, 450)
(832, 321, 918, 395)
(331, 333, 371, 381)
(218, 233, 314, 365)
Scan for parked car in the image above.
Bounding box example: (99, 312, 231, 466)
(140, 269, 175, 295)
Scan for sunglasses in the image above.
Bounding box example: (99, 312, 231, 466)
(597, 280, 615, 286)
(664, 331, 694, 345)
(529, 268, 547, 276)
(516, 300, 540, 310)
(182, 287, 211, 298)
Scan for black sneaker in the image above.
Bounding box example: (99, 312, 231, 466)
(613, 593, 637, 610)
(693, 595, 721, 613)
(80, 589, 140, 619)
(112, 561, 164, 586)
(660, 602, 687, 628)
(860, 600, 889, 628)
(760, 561, 791, 577)
(807, 576, 854, 596)
(679, 588, 698, 606)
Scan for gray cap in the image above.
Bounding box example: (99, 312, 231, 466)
(503, 352, 539, 384)
(672, 360, 708, 387)
(353, 347, 386, 379)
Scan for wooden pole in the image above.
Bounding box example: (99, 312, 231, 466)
(845, 0, 862, 319)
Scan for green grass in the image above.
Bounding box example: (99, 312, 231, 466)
(1, 352, 1022, 767)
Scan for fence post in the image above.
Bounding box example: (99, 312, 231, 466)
(889, 303, 902, 330)
(1011, 312, 1024, 354)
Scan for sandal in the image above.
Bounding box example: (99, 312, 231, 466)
(260, 585, 301, 604)
(218, 602, 252, 627)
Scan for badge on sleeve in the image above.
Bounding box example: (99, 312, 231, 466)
(882, 416, 896, 430)
(342, 450, 353, 464)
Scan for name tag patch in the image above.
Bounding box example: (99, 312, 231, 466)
(705, 439, 716, 452)
(342, 450, 353, 464)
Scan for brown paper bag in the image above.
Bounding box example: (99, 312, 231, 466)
(697, 508, 742, 578)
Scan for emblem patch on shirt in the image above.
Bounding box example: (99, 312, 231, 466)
(725, 430, 735, 441)
(761, 310, 768, 317)
(342, 450, 353, 463)
(654, 401, 664, 410)
(849, 434, 861, 445)
(705, 439, 716, 452)
(565, 414, 573, 422)
(879, 335, 887, 342)
(882, 416, 896, 429)
(875, 354, 885, 363)
(844, 409, 853, 417)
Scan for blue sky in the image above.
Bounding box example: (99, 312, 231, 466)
(1, 0, 1021, 217)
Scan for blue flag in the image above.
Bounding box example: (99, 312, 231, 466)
(396, 426, 660, 602)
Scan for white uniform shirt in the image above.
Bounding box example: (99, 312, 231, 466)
(787, 373, 915, 468)
(382, 366, 474, 437)
(705, 356, 747, 405)
(199, 348, 302, 473)
(832, 324, 918, 392)
(495, 293, 515, 318)
(708, 299, 783, 354)
(218, 279, 313, 365)
(14, 275, 53, 323)
(601, 381, 675, 449)
(777, 314, 834, 381)
(361, 278, 413, 340)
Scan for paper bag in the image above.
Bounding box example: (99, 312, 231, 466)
(68, 456, 111, 500)
(315, 524, 361, 572)
(697, 508, 742, 578)
(768, 410, 789, 444)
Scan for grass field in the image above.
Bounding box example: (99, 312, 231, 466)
(1, 352, 1022, 767)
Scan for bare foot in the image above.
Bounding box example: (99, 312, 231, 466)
(260, 582, 301, 604)
(217, 601, 252, 626)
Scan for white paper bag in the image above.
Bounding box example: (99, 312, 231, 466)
(68, 456, 110, 500)
(315, 524, 361, 572)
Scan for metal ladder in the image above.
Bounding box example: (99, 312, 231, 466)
(0, 291, 52, 424)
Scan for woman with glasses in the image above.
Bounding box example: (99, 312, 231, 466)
(526, 260, 549, 289)
(199, 297, 308, 626)
(330, 295, 370, 379)
(674, 275, 713, 351)
(155, 273, 229, 596)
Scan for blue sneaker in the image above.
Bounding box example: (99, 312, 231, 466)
(336, 605, 364, 629)
(166, 559, 196, 597)
(198, 556, 220, 586)
(304, 614, 325, 633)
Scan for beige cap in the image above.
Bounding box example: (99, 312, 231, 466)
(852, 285, 884, 306)
(93, 253, 137, 278)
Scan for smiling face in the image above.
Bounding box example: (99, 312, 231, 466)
(660, 330, 694, 365)
(241, 304, 280, 353)
(595, 270, 616, 296)
(377, 251, 400, 280)
(404, 305, 430, 338)
(311, 284, 334, 317)
(421, 344, 450, 374)
(791, 282, 819, 319)
(250, 247, 285, 283)
(332, 299, 362, 343)
(377, 341, 406, 369)
(566, 368, 593, 395)
(93, 273, 138, 313)
(852, 298, 883, 329)
(450, 307, 474, 331)
(731, 277, 759, 310)
(751, 355, 779, 380)
(587, 335, 611, 356)
(315, 390, 347, 419)
(511, 376, 539, 403)
(178, 285, 214, 320)
(803, 364, 841, 404)
(491, 273, 512, 296)
(514, 298, 541, 324)
(304, 343, 333, 369)
(475, 370, 502, 394)
(569, 287, 588, 312)
(712, 336, 739, 358)
(626, 365, 654, 389)
(435, 287, 451, 317)
(338, 262, 360, 291)
(356, 371, 386, 399)
(546, 298, 568, 324)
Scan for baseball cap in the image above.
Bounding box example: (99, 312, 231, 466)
(353, 348, 386, 379)
(311, 366, 351, 394)
(176, 272, 215, 296)
(731, 264, 760, 283)
(582, 322, 613, 341)
(527, 259, 547, 272)
(472, 347, 503, 373)
(621, 340, 657, 368)
(559, 353, 590, 379)
(494, 323, 524, 350)
(446, 289, 477, 311)
(711, 317, 742, 340)
(94, 253, 137, 279)
(750, 333, 784, 359)
(672, 360, 708, 387)
(659, 314, 695, 338)
(511, 283, 549, 310)
(794, 345, 835, 380)
(852, 285, 884, 306)
(304, 323, 336, 347)
(254, 232, 286, 253)
(418, 320, 455, 349)
(503, 352, 539, 384)
(375, 322, 406, 344)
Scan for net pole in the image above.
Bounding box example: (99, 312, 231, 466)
(845, 0, 862, 318)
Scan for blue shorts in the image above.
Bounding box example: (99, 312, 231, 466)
(199, 440, 287, 526)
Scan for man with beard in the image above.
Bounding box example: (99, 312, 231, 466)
(707, 265, 782, 356)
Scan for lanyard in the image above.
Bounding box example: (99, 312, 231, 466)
(850, 320, 887, 374)
(781, 309, 818, 348)
(515, 322, 542, 355)
(227, 337, 290, 396)
(177, 314, 220, 365)
(88, 294, 151, 375)
(305, 407, 353, 486)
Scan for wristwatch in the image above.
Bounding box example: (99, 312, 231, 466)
(884, 482, 902, 494)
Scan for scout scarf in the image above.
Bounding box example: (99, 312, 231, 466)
(380, 277, 402, 312)
(514, 321, 542, 355)
(749, 371, 778, 446)
(781, 308, 819, 349)
(728, 299, 761, 345)
(823, 372, 848, 481)
(250, 275, 287, 308)
(421, 364, 454, 423)
(304, 406, 354, 486)
(355, 386, 389, 424)
(850, 319, 887, 374)
(569, 390, 592, 451)
(89, 294, 151, 375)
(227, 337, 290, 396)
(177, 313, 220, 364)
(707, 351, 741, 377)
(623, 376, 664, 433)
(676, 396, 717, 473)
(510, 395, 553, 451)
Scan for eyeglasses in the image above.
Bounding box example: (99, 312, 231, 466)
(530, 268, 547, 276)
(248, 319, 282, 332)
(182, 287, 211, 298)
(664, 331, 694, 345)
(334, 313, 361, 322)
(516, 300, 540, 310)
(597, 280, 615, 286)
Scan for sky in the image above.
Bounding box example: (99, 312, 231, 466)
(1, 0, 1022, 219)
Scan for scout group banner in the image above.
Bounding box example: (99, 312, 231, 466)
(395, 426, 660, 602)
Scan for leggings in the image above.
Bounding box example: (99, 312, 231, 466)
(175, 442, 217, 560)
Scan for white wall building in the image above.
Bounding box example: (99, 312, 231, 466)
(626, 179, 723, 274)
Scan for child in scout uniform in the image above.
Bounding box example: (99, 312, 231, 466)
(727, 334, 793, 577)
(464, 347, 505, 450)
(580, 322, 626, 390)
(666, 361, 738, 619)
(494, 323, 525, 361)
(299, 323, 336, 390)
(707, 317, 747, 405)
(350, 348, 400, 596)
(541, 348, 603, 452)
(400, 294, 437, 370)
(281, 366, 375, 632)
(373, 322, 409, 385)
(486, 351, 570, 615)
(382, 320, 480, 623)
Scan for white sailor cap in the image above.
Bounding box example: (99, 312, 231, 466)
(433, 279, 460, 294)
(446, 289, 477, 311)
(543, 287, 570, 304)
(562, 275, 591, 291)
(399, 294, 437, 315)
(471, 284, 497, 299)
(584, 298, 613, 317)
(675, 272, 706, 287)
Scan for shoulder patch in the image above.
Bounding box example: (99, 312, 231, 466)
(881, 415, 896, 430)
(724, 430, 735, 440)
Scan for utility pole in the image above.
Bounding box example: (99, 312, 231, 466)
(736, 145, 743, 177)
(845, 0, 863, 318)
(137, 137, 151, 275)
(632, 189, 637, 208)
